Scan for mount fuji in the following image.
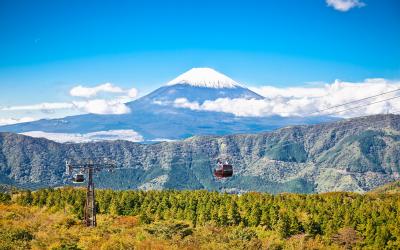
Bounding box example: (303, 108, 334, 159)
(139, 68, 263, 105)
(0, 68, 332, 142)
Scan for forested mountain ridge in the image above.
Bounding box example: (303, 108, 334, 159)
(0, 114, 399, 193)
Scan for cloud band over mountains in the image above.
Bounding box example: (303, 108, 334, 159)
(164, 78, 400, 118)
(1, 78, 399, 126)
(21, 130, 144, 143)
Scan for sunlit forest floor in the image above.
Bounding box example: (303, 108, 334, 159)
(0, 186, 399, 249)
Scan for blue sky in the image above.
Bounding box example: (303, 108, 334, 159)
(0, 0, 399, 121)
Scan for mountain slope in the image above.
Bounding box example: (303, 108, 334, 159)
(0, 114, 399, 193)
(139, 84, 263, 104)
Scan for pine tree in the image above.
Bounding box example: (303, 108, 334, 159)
(364, 219, 375, 245)
(218, 205, 228, 226)
(289, 213, 302, 235)
(260, 207, 270, 229)
(211, 206, 219, 224)
(324, 219, 336, 238)
(249, 204, 261, 227)
(269, 207, 279, 227)
(139, 210, 152, 224)
(305, 218, 322, 236)
(110, 197, 123, 215)
(228, 200, 241, 226)
(276, 213, 291, 238)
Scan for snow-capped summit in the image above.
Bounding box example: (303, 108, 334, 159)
(142, 67, 263, 103)
(166, 68, 241, 89)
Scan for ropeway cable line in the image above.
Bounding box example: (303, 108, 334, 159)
(307, 87, 400, 116)
(319, 95, 400, 116)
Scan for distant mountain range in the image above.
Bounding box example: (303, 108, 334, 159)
(0, 68, 334, 142)
(0, 114, 399, 193)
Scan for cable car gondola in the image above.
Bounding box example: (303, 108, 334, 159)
(72, 173, 85, 183)
(214, 159, 233, 179)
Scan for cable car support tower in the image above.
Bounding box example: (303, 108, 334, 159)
(65, 158, 116, 227)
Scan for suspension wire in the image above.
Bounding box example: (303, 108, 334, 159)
(319, 95, 400, 116)
(307, 88, 400, 115)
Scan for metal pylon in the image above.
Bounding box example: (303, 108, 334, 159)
(65, 158, 116, 227)
(84, 166, 96, 227)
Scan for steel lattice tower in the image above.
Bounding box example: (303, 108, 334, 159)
(65, 158, 116, 227)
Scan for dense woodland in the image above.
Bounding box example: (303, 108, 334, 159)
(0, 187, 399, 249)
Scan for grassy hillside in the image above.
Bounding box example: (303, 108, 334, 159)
(1, 187, 399, 249)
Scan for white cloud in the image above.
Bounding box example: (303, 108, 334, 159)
(164, 78, 400, 118)
(73, 99, 131, 115)
(68, 82, 137, 114)
(174, 98, 201, 110)
(70, 83, 122, 97)
(1, 100, 131, 115)
(1, 82, 137, 117)
(1, 102, 74, 111)
(127, 88, 139, 98)
(0, 117, 37, 126)
(21, 129, 144, 143)
(70, 83, 138, 99)
(326, 0, 365, 12)
(249, 86, 326, 99)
